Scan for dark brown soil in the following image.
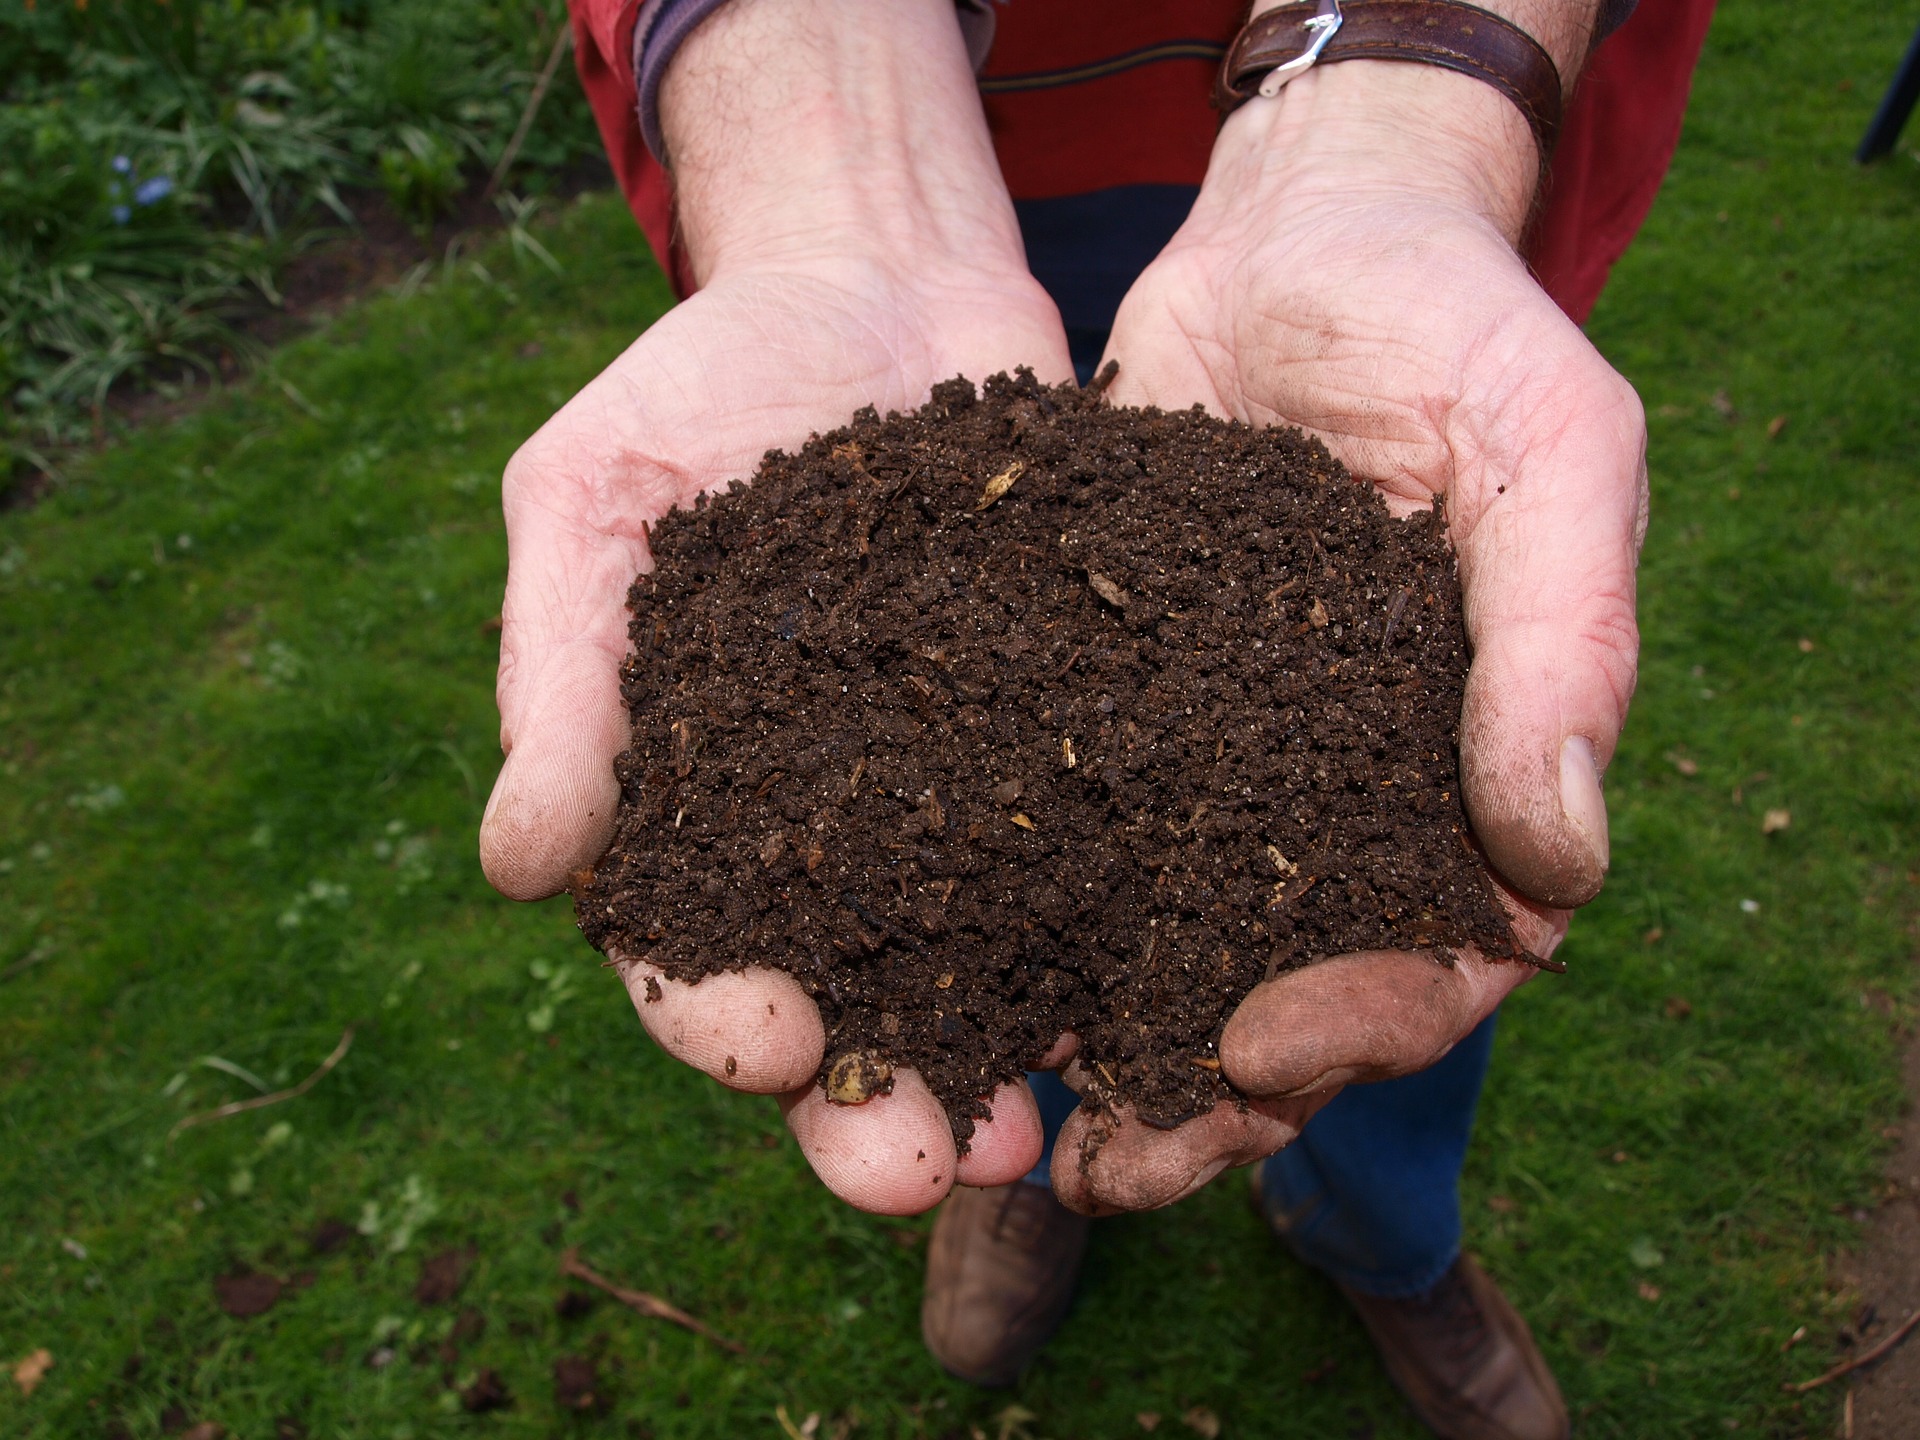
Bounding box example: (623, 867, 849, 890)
(576, 369, 1522, 1145)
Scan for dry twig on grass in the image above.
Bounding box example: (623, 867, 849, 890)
(1782, 1303, 1920, 1393)
(559, 1248, 746, 1355)
(168, 1028, 354, 1140)
(483, 24, 574, 202)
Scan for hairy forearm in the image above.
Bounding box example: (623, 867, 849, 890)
(1227, 0, 1608, 241)
(658, 0, 1025, 285)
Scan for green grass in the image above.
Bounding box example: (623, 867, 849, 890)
(2, 2, 1918, 1436)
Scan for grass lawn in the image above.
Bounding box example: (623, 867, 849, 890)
(3, 2, 1918, 1436)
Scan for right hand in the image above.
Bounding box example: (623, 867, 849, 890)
(483, 0, 1079, 1216)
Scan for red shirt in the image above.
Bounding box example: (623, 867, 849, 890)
(567, 0, 1718, 324)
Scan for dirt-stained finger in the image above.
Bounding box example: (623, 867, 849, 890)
(952, 1081, 1044, 1189)
(618, 956, 825, 1094)
(779, 1068, 959, 1216)
(1219, 947, 1533, 1100)
(1047, 1095, 1320, 1216)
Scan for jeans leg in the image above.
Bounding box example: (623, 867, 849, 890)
(1257, 1013, 1499, 1298)
(1022, 1070, 1083, 1191)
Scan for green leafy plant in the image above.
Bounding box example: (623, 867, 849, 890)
(0, 0, 597, 489)
(378, 126, 463, 231)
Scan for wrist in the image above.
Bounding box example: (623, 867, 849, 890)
(1212, 61, 1538, 244)
(659, 0, 1027, 287)
(1219, 0, 1605, 244)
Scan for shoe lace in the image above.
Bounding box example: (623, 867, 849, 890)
(1410, 1268, 1493, 1371)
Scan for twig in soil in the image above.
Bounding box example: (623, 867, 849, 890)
(484, 22, 575, 202)
(1514, 951, 1570, 974)
(1782, 1303, 1920, 1392)
(1380, 586, 1413, 651)
(559, 1249, 746, 1355)
(1084, 359, 1120, 398)
(169, 1028, 354, 1140)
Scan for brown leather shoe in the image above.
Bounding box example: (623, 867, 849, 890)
(920, 1182, 1091, 1387)
(1249, 1163, 1566, 1440)
(1338, 1257, 1569, 1440)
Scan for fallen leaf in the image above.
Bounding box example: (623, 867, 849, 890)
(553, 1355, 603, 1413)
(1137, 1415, 1162, 1433)
(414, 1246, 475, 1305)
(1087, 572, 1128, 608)
(213, 1270, 282, 1318)
(12, 1348, 52, 1395)
(1665, 996, 1694, 1020)
(1710, 388, 1737, 419)
(1643, 927, 1665, 944)
(1307, 597, 1329, 628)
(1762, 808, 1792, 835)
(59, 1237, 87, 1260)
(1638, 1281, 1662, 1302)
(1797, 637, 1815, 653)
(308, 1218, 356, 1254)
(1665, 750, 1699, 777)
(1766, 414, 1789, 440)
(1009, 813, 1036, 831)
(1182, 1405, 1222, 1438)
(182, 1425, 227, 1440)
(460, 1367, 511, 1412)
(1487, 1194, 1517, 1214)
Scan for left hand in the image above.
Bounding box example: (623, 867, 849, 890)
(1047, 59, 1646, 1215)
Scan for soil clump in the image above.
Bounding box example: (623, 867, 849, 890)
(576, 369, 1521, 1144)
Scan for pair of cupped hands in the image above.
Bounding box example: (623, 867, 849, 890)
(478, 10, 1644, 1218)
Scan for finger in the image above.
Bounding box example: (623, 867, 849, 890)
(1218, 947, 1534, 1100)
(618, 957, 824, 1094)
(478, 444, 652, 901)
(1035, 1033, 1078, 1071)
(779, 1068, 958, 1216)
(1048, 1095, 1320, 1216)
(1448, 312, 1646, 909)
(952, 1081, 1044, 1188)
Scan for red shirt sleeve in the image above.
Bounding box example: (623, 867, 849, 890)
(1528, 0, 1720, 322)
(569, 0, 696, 297)
(569, 0, 1718, 324)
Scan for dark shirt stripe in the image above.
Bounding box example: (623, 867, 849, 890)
(980, 39, 1228, 94)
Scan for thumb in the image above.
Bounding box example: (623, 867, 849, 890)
(479, 456, 652, 902)
(1451, 329, 1646, 909)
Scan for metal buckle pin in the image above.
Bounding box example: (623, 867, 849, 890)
(1258, 0, 1346, 97)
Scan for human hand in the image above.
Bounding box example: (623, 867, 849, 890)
(1049, 53, 1644, 1215)
(479, 0, 1073, 1213)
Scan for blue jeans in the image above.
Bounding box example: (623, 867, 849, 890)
(1022, 1015, 1497, 1299)
(1010, 189, 1498, 1301)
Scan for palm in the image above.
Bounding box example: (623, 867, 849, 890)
(482, 254, 1072, 1214)
(1043, 195, 1647, 1215)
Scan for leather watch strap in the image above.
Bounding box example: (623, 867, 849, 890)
(1214, 0, 1564, 160)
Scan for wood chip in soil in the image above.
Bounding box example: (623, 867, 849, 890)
(577, 370, 1523, 1144)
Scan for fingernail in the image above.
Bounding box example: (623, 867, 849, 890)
(1560, 736, 1610, 873)
(1276, 1065, 1360, 1099)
